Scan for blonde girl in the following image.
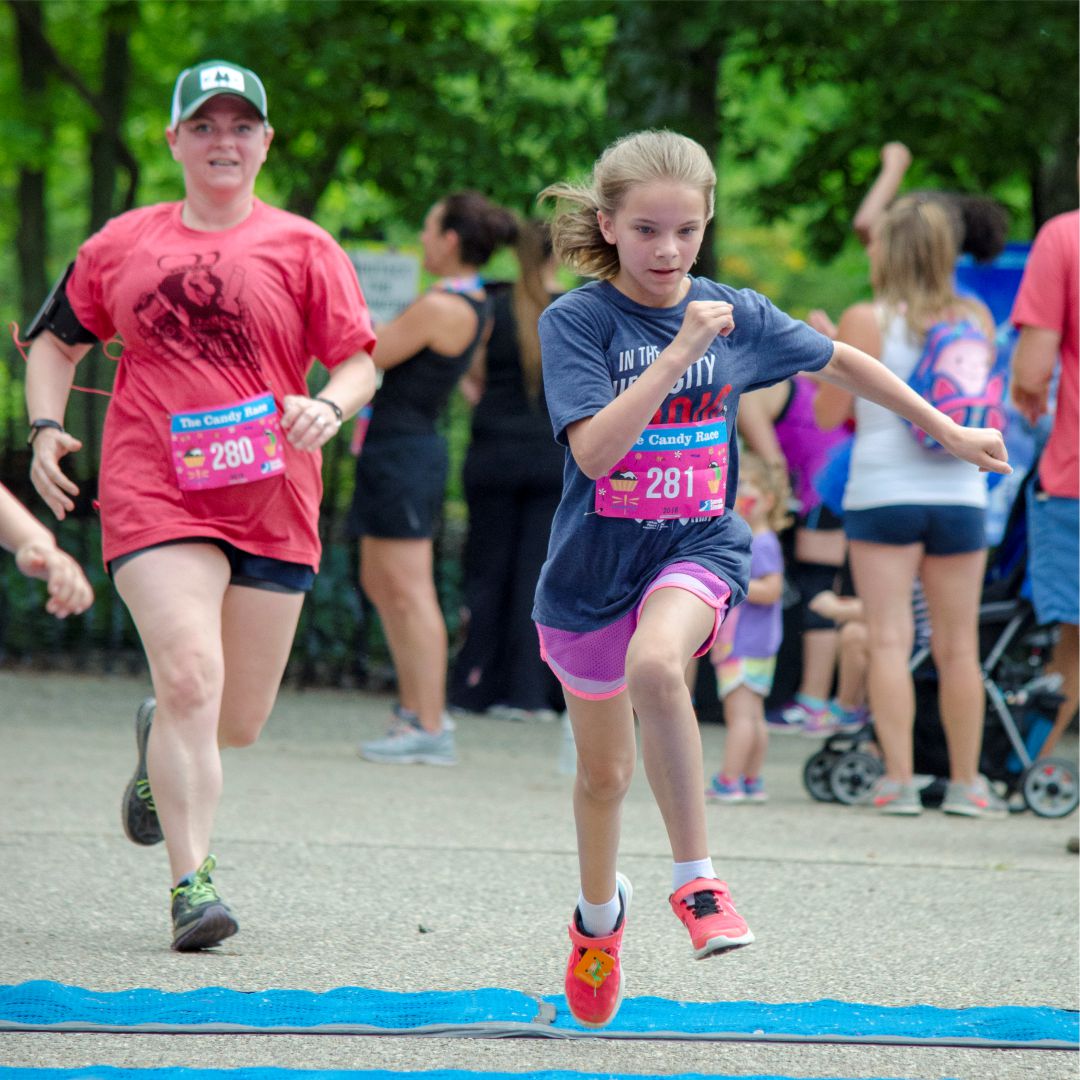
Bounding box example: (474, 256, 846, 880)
(533, 131, 1008, 1027)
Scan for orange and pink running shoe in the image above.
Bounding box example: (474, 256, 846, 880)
(669, 877, 754, 959)
(563, 873, 632, 1028)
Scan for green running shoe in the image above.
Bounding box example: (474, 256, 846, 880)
(170, 855, 239, 952)
(121, 698, 163, 845)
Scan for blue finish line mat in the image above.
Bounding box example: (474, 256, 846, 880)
(0, 983, 1076, 1050)
(0, 1071, 916, 1080)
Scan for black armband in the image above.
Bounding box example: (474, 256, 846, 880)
(26, 263, 99, 346)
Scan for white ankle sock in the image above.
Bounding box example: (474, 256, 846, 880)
(672, 858, 716, 892)
(577, 888, 621, 937)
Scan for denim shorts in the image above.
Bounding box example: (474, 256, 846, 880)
(1026, 487, 1079, 625)
(109, 538, 315, 594)
(844, 504, 986, 555)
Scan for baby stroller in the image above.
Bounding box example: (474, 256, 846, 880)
(802, 466, 1079, 818)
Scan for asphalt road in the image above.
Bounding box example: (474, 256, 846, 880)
(0, 670, 1076, 1079)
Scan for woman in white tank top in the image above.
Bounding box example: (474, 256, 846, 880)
(814, 195, 1004, 818)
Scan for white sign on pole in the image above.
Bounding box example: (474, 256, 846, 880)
(348, 249, 421, 325)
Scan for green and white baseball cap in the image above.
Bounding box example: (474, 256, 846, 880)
(170, 60, 268, 127)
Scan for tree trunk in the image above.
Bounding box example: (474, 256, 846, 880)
(88, 2, 135, 233)
(12, 0, 49, 321)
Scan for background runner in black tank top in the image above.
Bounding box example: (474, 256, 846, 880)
(349, 191, 519, 763)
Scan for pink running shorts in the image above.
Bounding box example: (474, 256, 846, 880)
(536, 561, 732, 700)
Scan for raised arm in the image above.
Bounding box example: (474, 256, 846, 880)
(853, 142, 912, 248)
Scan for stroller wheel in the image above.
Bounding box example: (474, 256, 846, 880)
(1021, 758, 1080, 819)
(830, 750, 884, 805)
(803, 749, 840, 802)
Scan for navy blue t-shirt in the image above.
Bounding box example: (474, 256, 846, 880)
(532, 277, 833, 632)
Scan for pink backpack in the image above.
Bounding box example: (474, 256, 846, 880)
(906, 320, 1008, 451)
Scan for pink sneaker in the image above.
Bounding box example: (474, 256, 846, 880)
(669, 878, 754, 959)
(563, 873, 632, 1027)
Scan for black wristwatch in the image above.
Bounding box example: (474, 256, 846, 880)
(27, 419, 65, 445)
(315, 396, 344, 423)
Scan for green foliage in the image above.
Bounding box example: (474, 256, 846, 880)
(1, 0, 1074, 681)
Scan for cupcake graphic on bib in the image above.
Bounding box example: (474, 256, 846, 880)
(182, 447, 206, 469)
(609, 469, 639, 492)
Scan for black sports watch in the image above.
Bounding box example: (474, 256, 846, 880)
(27, 419, 65, 445)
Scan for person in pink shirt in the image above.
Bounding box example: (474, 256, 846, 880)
(1010, 207, 1079, 760)
(24, 60, 377, 951)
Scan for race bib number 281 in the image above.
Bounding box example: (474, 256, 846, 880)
(595, 416, 728, 520)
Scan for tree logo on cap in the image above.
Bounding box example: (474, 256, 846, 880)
(199, 66, 244, 92)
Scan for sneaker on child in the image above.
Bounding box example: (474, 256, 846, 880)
(668, 878, 754, 959)
(705, 774, 745, 803)
(122, 697, 163, 846)
(742, 775, 768, 803)
(359, 713, 457, 766)
(941, 776, 1008, 818)
(170, 855, 238, 952)
(564, 873, 632, 1027)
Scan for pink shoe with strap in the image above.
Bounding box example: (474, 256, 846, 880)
(669, 877, 754, 959)
(563, 873, 632, 1027)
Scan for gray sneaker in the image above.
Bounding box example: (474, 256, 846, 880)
(858, 776, 923, 815)
(122, 698, 163, 845)
(359, 716, 457, 766)
(942, 776, 1008, 818)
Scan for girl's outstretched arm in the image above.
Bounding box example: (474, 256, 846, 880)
(817, 341, 1011, 475)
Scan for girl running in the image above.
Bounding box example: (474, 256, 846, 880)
(534, 130, 1009, 1027)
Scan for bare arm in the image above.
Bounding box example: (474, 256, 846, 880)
(853, 142, 912, 247)
(372, 291, 478, 371)
(817, 340, 1011, 474)
(1010, 325, 1060, 425)
(812, 302, 879, 430)
(0, 482, 93, 618)
(567, 300, 734, 479)
(746, 570, 783, 606)
(25, 330, 91, 520)
(281, 349, 377, 452)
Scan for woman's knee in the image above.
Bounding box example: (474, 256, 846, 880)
(151, 648, 223, 719)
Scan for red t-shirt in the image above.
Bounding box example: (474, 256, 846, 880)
(1011, 210, 1079, 498)
(66, 199, 376, 568)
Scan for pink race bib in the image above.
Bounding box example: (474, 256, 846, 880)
(596, 417, 729, 520)
(170, 392, 286, 491)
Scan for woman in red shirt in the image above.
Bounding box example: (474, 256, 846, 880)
(25, 60, 377, 952)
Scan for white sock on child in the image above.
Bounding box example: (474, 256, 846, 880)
(577, 888, 621, 937)
(672, 858, 716, 892)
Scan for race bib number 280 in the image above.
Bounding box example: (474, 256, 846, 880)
(595, 416, 728, 520)
(170, 392, 286, 492)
